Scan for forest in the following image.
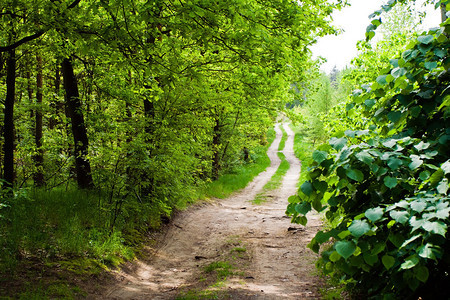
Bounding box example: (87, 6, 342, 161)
(0, 0, 449, 299)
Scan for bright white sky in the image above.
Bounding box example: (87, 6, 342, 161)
(311, 0, 442, 73)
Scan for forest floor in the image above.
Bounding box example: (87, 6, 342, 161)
(93, 123, 323, 299)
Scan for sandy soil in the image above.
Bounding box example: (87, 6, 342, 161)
(97, 123, 322, 299)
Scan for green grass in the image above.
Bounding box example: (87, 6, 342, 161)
(203, 128, 275, 199)
(253, 151, 290, 205)
(278, 124, 287, 151)
(290, 123, 315, 187)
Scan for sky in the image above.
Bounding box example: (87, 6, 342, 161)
(310, 0, 442, 73)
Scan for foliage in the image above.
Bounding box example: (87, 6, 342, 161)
(288, 12, 450, 299)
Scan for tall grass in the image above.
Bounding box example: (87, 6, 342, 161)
(0, 189, 135, 273)
(290, 124, 315, 186)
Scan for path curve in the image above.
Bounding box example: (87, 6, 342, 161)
(100, 123, 322, 299)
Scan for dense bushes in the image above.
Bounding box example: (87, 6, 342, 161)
(288, 16, 450, 299)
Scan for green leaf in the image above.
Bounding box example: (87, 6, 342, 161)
(301, 181, 313, 196)
(424, 61, 438, 71)
(410, 200, 427, 213)
(376, 75, 388, 85)
(436, 179, 449, 194)
(417, 35, 434, 45)
(384, 176, 398, 188)
(365, 207, 384, 222)
(390, 210, 409, 224)
(435, 207, 450, 219)
(329, 251, 341, 262)
(356, 151, 374, 164)
(409, 157, 423, 170)
(422, 221, 447, 236)
(419, 170, 431, 180)
(363, 253, 378, 266)
(348, 220, 371, 238)
(415, 266, 429, 283)
(387, 158, 403, 170)
(346, 169, 364, 182)
(391, 67, 407, 78)
(364, 99, 376, 108)
(366, 30, 375, 41)
(382, 255, 395, 270)
(430, 169, 444, 186)
(295, 202, 311, 215)
(312, 150, 327, 163)
(330, 137, 347, 151)
(401, 255, 419, 270)
(335, 241, 356, 259)
(315, 231, 331, 244)
(313, 180, 328, 193)
(417, 244, 436, 260)
(441, 160, 450, 174)
(414, 141, 430, 151)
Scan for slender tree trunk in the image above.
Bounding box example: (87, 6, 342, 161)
(142, 98, 155, 196)
(441, 4, 448, 23)
(61, 57, 94, 189)
(34, 55, 44, 186)
(212, 118, 221, 180)
(3, 50, 16, 188)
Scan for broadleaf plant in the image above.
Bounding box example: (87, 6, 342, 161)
(287, 11, 450, 299)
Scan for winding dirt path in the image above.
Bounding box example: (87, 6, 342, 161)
(99, 123, 322, 299)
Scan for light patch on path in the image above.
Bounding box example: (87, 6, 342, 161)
(100, 123, 322, 299)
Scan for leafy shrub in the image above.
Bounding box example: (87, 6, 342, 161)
(287, 20, 450, 299)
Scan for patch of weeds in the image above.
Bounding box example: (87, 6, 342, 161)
(176, 289, 228, 300)
(16, 280, 86, 300)
(230, 247, 246, 253)
(204, 261, 234, 281)
(224, 235, 241, 246)
(318, 275, 350, 300)
(56, 258, 107, 277)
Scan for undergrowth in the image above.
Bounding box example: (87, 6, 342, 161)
(204, 127, 275, 199)
(0, 127, 277, 298)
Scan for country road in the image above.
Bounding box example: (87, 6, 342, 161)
(97, 123, 322, 299)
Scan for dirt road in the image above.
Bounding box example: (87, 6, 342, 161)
(100, 123, 322, 299)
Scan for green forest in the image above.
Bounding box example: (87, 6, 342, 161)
(0, 0, 449, 299)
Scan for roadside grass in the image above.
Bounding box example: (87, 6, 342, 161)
(204, 127, 275, 199)
(289, 123, 315, 187)
(0, 126, 277, 299)
(253, 125, 289, 205)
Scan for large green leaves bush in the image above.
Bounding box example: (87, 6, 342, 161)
(288, 17, 450, 299)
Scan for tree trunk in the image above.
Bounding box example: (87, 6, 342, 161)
(61, 57, 94, 189)
(212, 118, 221, 180)
(441, 4, 448, 23)
(3, 50, 16, 188)
(142, 98, 155, 196)
(34, 55, 44, 187)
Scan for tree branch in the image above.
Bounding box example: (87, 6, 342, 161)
(0, 31, 45, 53)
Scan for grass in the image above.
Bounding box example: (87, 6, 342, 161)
(252, 127, 290, 204)
(203, 128, 275, 199)
(290, 123, 315, 187)
(0, 127, 277, 299)
(278, 124, 287, 151)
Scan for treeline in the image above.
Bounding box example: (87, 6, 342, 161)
(0, 0, 340, 277)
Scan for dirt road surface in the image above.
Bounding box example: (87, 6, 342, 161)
(99, 123, 322, 299)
